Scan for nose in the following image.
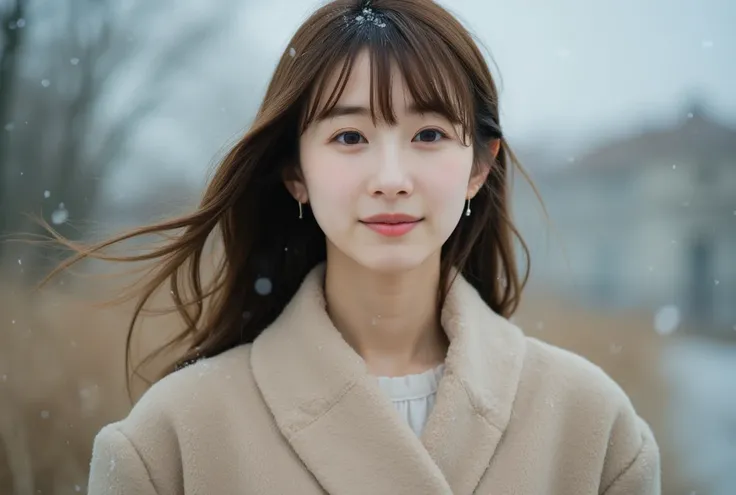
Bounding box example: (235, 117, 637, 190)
(367, 143, 413, 198)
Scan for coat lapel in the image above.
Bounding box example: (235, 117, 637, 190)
(421, 272, 526, 494)
(251, 265, 526, 495)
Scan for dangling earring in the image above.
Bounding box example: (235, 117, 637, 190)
(298, 201, 303, 219)
(465, 198, 471, 217)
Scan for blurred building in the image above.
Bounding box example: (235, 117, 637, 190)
(516, 104, 736, 336)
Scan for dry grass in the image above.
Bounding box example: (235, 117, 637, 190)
(0, 280, 176, 495)
(0, 280, 698, 494)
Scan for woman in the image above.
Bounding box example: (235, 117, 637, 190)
(79, 0, 660, 493)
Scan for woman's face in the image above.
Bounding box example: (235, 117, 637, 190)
(292, 50, 490, 274)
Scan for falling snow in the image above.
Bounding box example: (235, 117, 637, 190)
(4, 122, 14, 131)
(254, 277, 272, 296)
(52, 203, 69, 224)
(289, 47, 296, 58)
(654, 305, 681, 335)
(41, 410, 50, 419)
(70, 57, 80, 65)
(41, 79, 50, 87)
(44, 190, 50, 198)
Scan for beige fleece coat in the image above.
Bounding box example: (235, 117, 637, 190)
(88, 265, 661, 494)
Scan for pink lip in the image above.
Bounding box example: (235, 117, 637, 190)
(360, 214, 422, 238)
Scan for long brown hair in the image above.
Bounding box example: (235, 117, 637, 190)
(44, 0, 540, 398)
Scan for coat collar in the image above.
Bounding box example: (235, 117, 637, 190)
(251, 264, 526, 495)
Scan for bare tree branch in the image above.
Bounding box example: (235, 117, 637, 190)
(0, 0, 28, 238)
(1, 0, 235, 279)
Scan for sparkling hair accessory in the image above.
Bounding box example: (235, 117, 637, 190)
(353, 0, 387, 28)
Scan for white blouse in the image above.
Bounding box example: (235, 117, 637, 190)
(376, 364, 446, 437)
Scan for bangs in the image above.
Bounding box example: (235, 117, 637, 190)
(299, 14, 475, 141)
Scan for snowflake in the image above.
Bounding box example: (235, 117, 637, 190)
(654, 305, 680, 335)
(254, 277, 272, 296)
(52, 203, 69, 224)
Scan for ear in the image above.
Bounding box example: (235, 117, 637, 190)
(467, 139, 500, 199)
(282, 168, 309, 204)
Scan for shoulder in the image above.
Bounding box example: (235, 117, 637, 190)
(518, 336, 660, 493)
(122, 344, 253, 420)
(95, 346, 255, 453)
(521, 336, 630, 408)
(90, 345, 267, 494)
(486, 313, 635, 413)
(519, 336, 649, 429)
(89, 345, 258, 493)
(123, 344, 256, 432)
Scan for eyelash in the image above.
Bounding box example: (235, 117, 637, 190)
(332, 128, 449, 145)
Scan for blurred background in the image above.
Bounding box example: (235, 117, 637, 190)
(0, 0, 734, 493)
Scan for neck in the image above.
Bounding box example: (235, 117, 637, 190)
(323, 250, 448, 377)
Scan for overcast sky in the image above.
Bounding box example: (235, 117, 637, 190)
(235, 0, 735, 147)
(107, 0, 736, 202)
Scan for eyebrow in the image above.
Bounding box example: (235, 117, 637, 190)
(315, 102, 430, 123)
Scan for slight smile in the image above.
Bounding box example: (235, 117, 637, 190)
(359, 214, 423, 237)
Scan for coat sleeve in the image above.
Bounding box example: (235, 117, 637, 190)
(88, 424, 159, 495)
(601, 418, 661, 495)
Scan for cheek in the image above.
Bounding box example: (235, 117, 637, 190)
(423, 156, 474, 207)
(301, 153, 361, 223)
(432, 172, 469, 203)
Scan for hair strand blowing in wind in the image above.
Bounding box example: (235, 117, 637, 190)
(39, 0, 547, 401)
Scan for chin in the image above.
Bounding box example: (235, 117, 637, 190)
(353, 249, 432, 274)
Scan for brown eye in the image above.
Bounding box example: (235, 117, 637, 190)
(413, 129, 446, 143)
(335, 131, 366, 145)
